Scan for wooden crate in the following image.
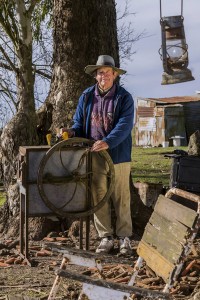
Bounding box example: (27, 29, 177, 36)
(137, 193, 198, 282)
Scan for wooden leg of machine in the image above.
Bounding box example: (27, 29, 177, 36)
(25, 191, 29, 260)
(20, 193, 25, 256)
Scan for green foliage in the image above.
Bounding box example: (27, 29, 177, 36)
(0, 0, 53, 42)
(131, 146, 188, 186)
(32, 0, 53, 41)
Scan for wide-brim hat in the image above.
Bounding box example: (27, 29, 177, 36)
(84, 55, 126, 76)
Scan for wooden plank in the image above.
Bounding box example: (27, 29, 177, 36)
(154, 195, 198, 228)
(137, 240, 174, 282)
(142, 221, 183, 264)
(56, 267, 171, 299)
(149, 211, 190, 242)
(141, 211, 190, 263)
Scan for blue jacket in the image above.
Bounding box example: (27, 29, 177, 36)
(72, 84, 134, 164)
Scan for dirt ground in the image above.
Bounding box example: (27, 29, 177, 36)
(0, 221, 199, 300)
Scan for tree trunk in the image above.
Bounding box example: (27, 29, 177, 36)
(34, 0, 121, 239)
(0, 0, 120, 238)
(40, 0, 152, 237)
(0, 2, 38, 235)
(49, 0, 119, 129)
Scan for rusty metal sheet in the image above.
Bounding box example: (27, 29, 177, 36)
(135, 96, 200, 146)
(137, 106, 154, 117)
(138, 117, 156, 132)
(148, 96, 200, 104)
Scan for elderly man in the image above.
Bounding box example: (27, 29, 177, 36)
(63, 55, 134, 254)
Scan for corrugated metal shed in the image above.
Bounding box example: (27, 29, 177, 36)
(148, 96, 200, 104)
(135, 96, 200, 147)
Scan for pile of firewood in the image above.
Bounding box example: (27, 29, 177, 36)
(83, 239, 200, 299)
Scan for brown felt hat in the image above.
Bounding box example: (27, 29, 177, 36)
(84, 55, 126, 76)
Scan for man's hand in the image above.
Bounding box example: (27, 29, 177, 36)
(60, 128, 75, 138)
(91, 140, 109, 152)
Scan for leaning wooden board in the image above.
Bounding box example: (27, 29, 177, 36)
(137, 194, 198, 282)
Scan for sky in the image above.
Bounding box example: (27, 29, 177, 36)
(116, 0, 200, 99)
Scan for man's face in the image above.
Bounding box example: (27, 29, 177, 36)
(95, 67, 117, 90)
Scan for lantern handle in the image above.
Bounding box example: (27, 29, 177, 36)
(160, 0, 183, 19)
(181, 0, 183, 16)
(159, 0, 162, 19)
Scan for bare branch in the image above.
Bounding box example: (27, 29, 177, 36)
(0, 45, 19, 74)
(0, 93, 16, 115)
(6, 4, 20, 44)
(0, 62, 12, 71)
(28, 0, 40, 15)
(116, 0, 135, 21)
(0, 9, 18, 47)
(35, 68, 51, 79)
(0, 32, 17, 59)
(0, 85, 17, 114)
(116, 0, 146, 63)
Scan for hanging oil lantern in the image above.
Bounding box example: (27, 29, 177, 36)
(159, 0, 194, 85)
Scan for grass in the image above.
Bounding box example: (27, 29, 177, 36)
(131, 146, 188, 186)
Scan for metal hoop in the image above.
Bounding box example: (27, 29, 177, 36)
(37, 137, 115, 218)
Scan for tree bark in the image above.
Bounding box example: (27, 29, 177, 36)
(49, 0, 119, 129)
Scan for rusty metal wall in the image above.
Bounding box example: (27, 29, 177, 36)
(183, 102, 200, 141)
(135, 97, 200, 146)
(135, 98, 188, 146)
(135, 100, 157, 146)
(163, 105, 187, 146)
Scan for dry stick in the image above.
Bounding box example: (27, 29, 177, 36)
(181, 259, 196, 276)
(113, 276, 130, 283)
(193, 263, 200, 270)
(48, 257, 68, 300)
(5, 257, 15, 264)
(140, 277, 161, 285)
(0, 284, 51, 288)
(190, 244, 199, 256)
(113, 271, 128, 280)
(104, 265, 121, 277)
(102, 265, 113, 269)
(0, 262, 11, 268)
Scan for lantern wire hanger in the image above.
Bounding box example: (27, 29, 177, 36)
(160, 0, 183, 19)
(159, 0, 194, 85)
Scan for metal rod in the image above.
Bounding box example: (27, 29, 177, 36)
(160, 0, 162, 19)
(79, 218, 83, 249)
(85, 217, 90, 250)
(160, 0, 184, 18)
(181, 0, 183, 16)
